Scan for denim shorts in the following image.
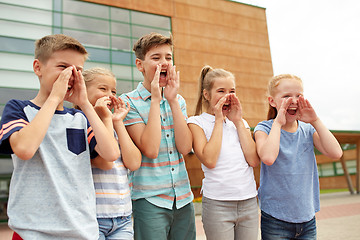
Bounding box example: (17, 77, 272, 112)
(261, 211, 316, 240)
(97, 215, 133, 240)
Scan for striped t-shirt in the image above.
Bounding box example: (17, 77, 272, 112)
(92, 148, 132, 218)
(121, 83, 193, 210)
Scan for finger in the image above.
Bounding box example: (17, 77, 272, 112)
(153, 64, 161, 85)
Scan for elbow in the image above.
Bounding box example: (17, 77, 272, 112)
(142, 149, 159, 159)
(178, 145, 193, 156)
(14, 147, 36, 160)
(261, 157, 276, 166)
(330, 149, 343, 160)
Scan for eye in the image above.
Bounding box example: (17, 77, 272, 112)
(112, 91, 117, 95)
(152, 57, 160, 60)
(166, 57, 172, 61)
(100, 87, 106, 91)
(58, 65, 67, 69)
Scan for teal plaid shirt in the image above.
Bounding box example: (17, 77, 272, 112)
(120, 83, 193, 210)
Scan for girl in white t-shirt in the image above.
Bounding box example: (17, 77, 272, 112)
(187, 65, 260, 240)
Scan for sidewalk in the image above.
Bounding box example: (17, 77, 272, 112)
(0, 192, 359, 239)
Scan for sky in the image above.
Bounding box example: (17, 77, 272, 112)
(237, 0, 360, 131)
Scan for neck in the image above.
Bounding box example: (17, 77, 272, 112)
(282, 120, 298, 133)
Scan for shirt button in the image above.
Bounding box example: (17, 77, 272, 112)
(166, 134, 169, 137)
(169, 151, 172, 154)
(163, 118, 166, 121)
(171, 168, 174, 171)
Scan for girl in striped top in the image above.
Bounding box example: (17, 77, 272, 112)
(82, 67, 141, 239)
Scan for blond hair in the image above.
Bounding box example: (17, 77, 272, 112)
(74, 67, 116, 110)
(35, 34, 88, 63)
(133, 32, 173, 60)
(195, 65, 235, 115)
(267, 74, 303, 120)
(82, 67, 115, 86)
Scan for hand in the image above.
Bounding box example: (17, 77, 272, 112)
(164, 65, 180, 102)
(151, 64, 162, 102)
(297, 96, 318, 123)
(93, 96, 112, 120)
(274, 97, 292, 126)
(112, 96, 130, 122)
(227, 93, 243, 122)
(65, 66, 88, 108)
(49, 66, 74, 103)
(213, 95, 227, 121)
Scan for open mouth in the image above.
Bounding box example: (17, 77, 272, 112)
(287, 107, 297, 115)
(160, 69, 167, 79)
(222, 103, 230, 111)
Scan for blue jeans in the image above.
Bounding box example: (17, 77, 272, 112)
(261, 211, 316, 240)
(97, 215, 133, 240)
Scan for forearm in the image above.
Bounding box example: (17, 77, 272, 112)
(114, 121, 142, 171)
(139, 100, 161, 158)
(234, 120, 259, 167)
(82, 102, 120, 161)
(168, 100, 192, 155)
(257, 122, 282, 165)
(312, 118, 343, 159)
(10, 97, 60, 160)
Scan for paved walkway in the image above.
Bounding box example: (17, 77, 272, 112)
(0, 192, 359, 239)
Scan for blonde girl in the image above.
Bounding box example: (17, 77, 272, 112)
(81, 67, 141, 239)
(254, 74, 343, 240)
(187, 66, 259, 240)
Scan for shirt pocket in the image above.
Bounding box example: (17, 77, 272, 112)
(66, 128, 86, 155)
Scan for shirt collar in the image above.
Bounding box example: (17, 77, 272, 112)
(137, 82, 151, 101)
(136, 82, 166, 102)
(201, 112, 228, 124)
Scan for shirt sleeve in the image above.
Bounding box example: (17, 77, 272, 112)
(120, 94, 144, 126)
(0, 100, 30, 154)
(254, 120, 272, 135)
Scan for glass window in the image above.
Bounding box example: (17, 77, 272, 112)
(111, 51, 132, 65)
(131, 11, 171, 29)
(117, 80, 134, 95)
(0, 4, 52, 25)
(111, 8, 130, 22)
(131, 25, 170, 39)
(0, 53, 34, 72)
(0, 36, 34, 55)
(111, 22, 131, 37)
(0, 70, 39, 89)
(0, 0, 52, 10)
(111, 36, 131, 51)
(319, 163, 335, 177)
(0, 20, 51, 40)
(63, 29, 110, 48)
(112, 65, 132, 80)
(63, 0, 109, 19)
(84, 62, 111, 71)
(63, 14, 110, 34)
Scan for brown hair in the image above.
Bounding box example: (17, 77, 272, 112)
(133, 32, 173, 60)
(35, 34, 88, 63)
(267, 74, 303, 120)
(194, 65, 235, 115)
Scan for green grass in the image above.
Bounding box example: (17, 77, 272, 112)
(320, 188, 349, 194)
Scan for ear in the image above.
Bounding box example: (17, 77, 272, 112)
(203, 89, 210, 101)
(33, 59, 42, 77)
(268, 96, 276, 107)
(135, 58, 144, 73)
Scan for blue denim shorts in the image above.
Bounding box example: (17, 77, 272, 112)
(261, 211, 316, 240)
(97, 215, 133, 240)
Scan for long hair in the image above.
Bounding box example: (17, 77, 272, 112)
(267, 74, 303, 120)
(194, 65, 235, 115)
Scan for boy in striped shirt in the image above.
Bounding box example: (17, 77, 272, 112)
(121, 32, 196, 239)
